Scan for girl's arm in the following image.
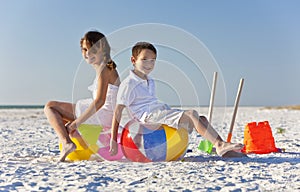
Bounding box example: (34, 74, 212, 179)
(109, 104, 125, 155)
(68, 70, 109, 131)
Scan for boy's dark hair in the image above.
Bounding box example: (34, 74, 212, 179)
(132, 42, 157, 58)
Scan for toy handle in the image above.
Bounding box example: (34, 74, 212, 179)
(227, 78, 244, 142)
(226, 133, 232, 143)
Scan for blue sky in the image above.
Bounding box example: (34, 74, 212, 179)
(0, 1, 299, 106)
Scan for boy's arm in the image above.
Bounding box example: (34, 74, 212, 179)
(110, 104, 125, 156)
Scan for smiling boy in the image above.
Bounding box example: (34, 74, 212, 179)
(110, 42, 245, 158)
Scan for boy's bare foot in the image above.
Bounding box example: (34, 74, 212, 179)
(215, 142, 243, 157)
(59, 142, 76, 162)
(222, 150, 248, 158)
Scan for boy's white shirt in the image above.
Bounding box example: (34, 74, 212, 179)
(117, 70, 167, 122)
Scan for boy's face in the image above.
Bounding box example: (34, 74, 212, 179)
(131, 49, 156, 78)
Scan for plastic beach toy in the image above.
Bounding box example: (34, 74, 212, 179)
(242, 121, 279, 154)
(198, 139, 214, 154)
(121, 120, 189, 162)
(59, 124, 124, 161)
(59, 122, 189, 162)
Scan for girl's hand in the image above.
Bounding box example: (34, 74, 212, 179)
(66, 121, 81, 138)
(109, 139, 118, 156)
(65, 121, 79, 133)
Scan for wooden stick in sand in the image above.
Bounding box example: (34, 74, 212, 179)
(226, 78, 244, 142)
(207, 72, 218, 123)
(198, 72, 217, 153)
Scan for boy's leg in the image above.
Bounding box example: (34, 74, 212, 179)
(198, 115, 246, 157)
(198, 116, 209, 127)
(44, 101, 76, 161)
(179, 111, 220, 143)
(179, 110, 243, 157)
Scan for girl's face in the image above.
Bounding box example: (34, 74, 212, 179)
(81, 39, 102, 65)
(131, 49, 156, 79)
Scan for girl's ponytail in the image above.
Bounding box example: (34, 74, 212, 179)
(106, 59, 117, 70)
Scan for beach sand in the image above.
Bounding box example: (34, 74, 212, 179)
(0, 107, 299, 191)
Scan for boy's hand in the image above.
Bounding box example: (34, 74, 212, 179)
(109, 139, 118, 156)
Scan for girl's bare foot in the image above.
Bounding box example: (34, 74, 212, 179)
(59, 142, 76, 162)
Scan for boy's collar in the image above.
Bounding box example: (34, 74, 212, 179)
(130, 70, 151, 81)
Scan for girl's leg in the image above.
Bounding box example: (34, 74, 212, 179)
(179, 110, 243, 157)
(44, 101, 76, 161)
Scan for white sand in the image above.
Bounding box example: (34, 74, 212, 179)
(0, 107, 299, 191)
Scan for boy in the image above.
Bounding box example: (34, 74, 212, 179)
(110, 42, 244, 158)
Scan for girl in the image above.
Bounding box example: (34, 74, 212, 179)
(44, 31, 120, 162)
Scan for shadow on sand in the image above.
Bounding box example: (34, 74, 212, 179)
(183, 152, 300, 165)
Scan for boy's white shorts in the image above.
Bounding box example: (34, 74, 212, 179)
(143, 108, 184, 129)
